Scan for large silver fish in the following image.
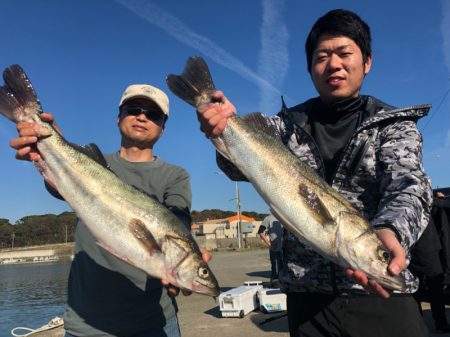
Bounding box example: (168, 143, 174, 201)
(0, 64, 219, 296)
(167, 56, 406, 291)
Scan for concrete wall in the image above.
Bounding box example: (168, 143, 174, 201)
(194, 236, 267, 251)
(0, 249, 56, 259)
(0, 243, 74, 263)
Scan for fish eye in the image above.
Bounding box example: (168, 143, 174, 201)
(198, 267, 209, 279)
(377, 247, 390, 262)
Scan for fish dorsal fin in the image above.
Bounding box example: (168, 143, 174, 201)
(129, 218, 162, 255)
(70, 143, 109, 168)
(166, 56, 216, 107)
(240, 112, 280, 139)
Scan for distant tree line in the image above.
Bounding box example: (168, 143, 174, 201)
(0, 212, 77, 249)
(0, 209, 269, 249)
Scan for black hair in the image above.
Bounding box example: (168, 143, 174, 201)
(305, 9, 372, 73)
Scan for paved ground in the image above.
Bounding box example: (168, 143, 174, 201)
(177, 249, 450, 337)
(29, 248, 450, 337)
(177, 249, 289, 337)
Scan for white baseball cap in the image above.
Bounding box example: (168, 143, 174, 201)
(119, 84, 169, 117)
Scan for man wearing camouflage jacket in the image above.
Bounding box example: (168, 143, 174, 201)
(271, 95, 432, 296)
(196, 9, 432, 337)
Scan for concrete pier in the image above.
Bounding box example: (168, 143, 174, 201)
(5, 248, 449, 337)
(0, 243, 74, 265)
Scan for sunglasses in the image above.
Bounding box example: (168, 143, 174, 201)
(120, 106, 166, 124)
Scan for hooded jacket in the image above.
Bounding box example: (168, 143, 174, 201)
(218, 95, 432, 294)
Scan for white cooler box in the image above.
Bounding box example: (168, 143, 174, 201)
(257, 288, 287, 313)
(219, 281, 263, 318)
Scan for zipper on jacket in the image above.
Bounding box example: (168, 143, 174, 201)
(341, 133, 372, 186)
(329, 113, 364, 185)
(280, 98, 328, 180)
(288, 122, 327, 180)
(290, 122, 341, 295)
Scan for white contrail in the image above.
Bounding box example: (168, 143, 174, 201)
(115, 0, 284, 99)
(442, 0, 450, 75)
(440, 0, 450, 149)
(257, 0, 289, 113)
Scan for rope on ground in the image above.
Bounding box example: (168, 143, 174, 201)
(11, 317, 64, 337)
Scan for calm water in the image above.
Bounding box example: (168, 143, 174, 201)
(0, 261, 70, 336)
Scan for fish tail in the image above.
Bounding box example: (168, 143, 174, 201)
(166, 56, 216, 107)
(0, 64, 43, 123)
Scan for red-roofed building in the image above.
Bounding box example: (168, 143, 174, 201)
(193, 214, 261, 239)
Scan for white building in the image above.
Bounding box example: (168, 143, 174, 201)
(195, 215, 262, 239)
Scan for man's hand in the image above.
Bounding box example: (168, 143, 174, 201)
(196, 91, 236, 139)
(162, 247, 213, 297)
(9, 112, 59, 161)
(345, 228, 406, 298)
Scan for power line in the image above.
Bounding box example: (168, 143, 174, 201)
(421, 84, 450, 132)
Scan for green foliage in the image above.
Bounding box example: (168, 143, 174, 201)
(0, 221, 13, 249)
(0, 218, 11, 227)
(0, 209, 268, 248)
(0, 212, 77, 249)
(241, 211, 269, 221)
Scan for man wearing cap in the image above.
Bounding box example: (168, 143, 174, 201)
(10, 84, 197, 337)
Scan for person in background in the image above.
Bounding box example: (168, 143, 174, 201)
(258, 214, 283, 287)
(195, 9, 432, 337)
(411, 190, 450, 334)
(10, 84, 210, 337)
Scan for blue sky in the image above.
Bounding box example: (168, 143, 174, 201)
(0, 0, 449, 224)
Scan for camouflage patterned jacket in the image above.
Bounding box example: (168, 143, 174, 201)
(218, 95, 432, 294)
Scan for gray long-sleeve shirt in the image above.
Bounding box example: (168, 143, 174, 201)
(64, 153, 192, 337)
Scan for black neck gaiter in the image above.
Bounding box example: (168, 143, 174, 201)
(309, 96, 365, 184)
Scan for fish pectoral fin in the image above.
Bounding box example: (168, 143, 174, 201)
(128, 218, 161, 255)
(298, 184, 335, 228)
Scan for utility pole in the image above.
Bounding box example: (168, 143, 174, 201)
(65, 225, 68, 244)
(236, 182, 242, 249)
(11, 232, 15, 249)
(214, 171, 243, 248)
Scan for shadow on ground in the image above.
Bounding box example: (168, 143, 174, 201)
(250, 312, 289, 333)
(246, 270, 271, 278)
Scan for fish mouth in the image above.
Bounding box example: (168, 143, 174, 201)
(191, 282, 220, 297)
(370, 273, 406, 292)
